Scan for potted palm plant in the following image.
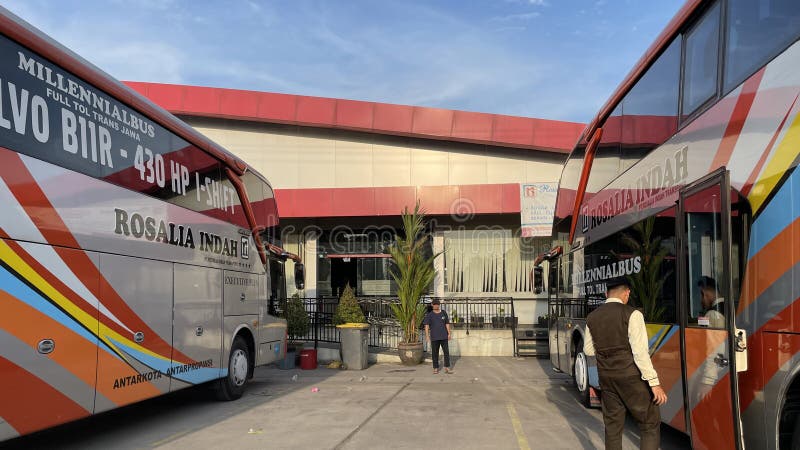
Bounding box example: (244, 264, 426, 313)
(334, 284, 369, 370)
(389, 202, 438, 366)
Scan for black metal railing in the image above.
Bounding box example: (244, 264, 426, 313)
(273, 296, 517, 352)
(547, 296, 603, 320)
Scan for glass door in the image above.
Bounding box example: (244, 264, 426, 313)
(678, 171, 743, 450)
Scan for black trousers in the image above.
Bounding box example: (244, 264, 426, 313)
(431, 340, 450, 369)
(599, 375, 661, 450)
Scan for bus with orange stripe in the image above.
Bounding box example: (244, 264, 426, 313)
(546, 1, 800, 448)
(0, 6, 301, 442)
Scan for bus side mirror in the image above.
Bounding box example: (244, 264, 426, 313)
(294, 263, 305, 290)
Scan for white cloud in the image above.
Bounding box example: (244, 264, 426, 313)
(1, 0, 686, 122)
(492, 12, 541, 22)
(504, 0, 548, 6)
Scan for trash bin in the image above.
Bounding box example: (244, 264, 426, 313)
(300, 349, 317, 370)
(279, 348, 296, 370)
(338, 324, 369, 370)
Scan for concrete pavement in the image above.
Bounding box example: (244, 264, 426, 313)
(157, 357, 688, 449)
(0, 357, 689, 449)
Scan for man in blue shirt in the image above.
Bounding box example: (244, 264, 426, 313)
(423, 299, 452, 374)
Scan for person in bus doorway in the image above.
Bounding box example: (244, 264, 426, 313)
(698, 276, 725, 328)
(423, 299, 452, 374)
(583, 279, 667, 450)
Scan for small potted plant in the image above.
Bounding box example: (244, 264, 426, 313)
(538, 314, 548, 327)
(470, 312, 484, 329)
(504, 312, 518, 329)
(492, 306, 505, 329)
(334, 284, 369, 370)
(451, 309, 463, 329)
(280, 293, 309, 369)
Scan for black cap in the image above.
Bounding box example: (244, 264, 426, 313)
(431, 299, 441, 305)
(606, 279, 630, 290)
(697, 276, 716, 290)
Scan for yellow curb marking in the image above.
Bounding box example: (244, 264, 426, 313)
(507, 403, 531, 450)
(151, 429, 191, 447)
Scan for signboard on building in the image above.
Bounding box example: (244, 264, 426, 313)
(520, 183, 557, 237)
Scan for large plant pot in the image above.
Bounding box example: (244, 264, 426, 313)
(398, 341, 424, 366)
(338, 324, 369, 370)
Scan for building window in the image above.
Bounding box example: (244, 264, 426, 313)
(443, 230, 549, 293)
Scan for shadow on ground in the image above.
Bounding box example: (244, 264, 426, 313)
(0, 365, 339, 450)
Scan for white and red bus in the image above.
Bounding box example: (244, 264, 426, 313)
(547, 0, 800, 448)
(0, 6, 302, 441)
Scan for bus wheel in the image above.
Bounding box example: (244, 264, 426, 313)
(216, 336, 249, 401)
(574, 346, 591, 408)
(792, 415, 800, 450)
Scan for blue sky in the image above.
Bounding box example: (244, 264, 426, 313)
(4, 0, 684, 123)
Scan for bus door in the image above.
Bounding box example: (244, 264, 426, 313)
(678, 170, 744, 450)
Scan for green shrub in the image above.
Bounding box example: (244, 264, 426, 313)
(285, 293, 310, 340)
(334, 284, 366, 325)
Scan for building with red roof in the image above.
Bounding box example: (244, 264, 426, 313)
(127, 82, 583, 318)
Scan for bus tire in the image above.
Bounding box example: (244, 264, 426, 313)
(215, 336, 249, 401)
(792, 414, 800, 450)
(574, 343, 591, 408)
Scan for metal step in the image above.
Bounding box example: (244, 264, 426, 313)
(517, 347, 549, 357)
(515, 327, 548, 340)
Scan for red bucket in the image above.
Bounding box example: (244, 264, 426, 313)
(299, 349, 317, 370)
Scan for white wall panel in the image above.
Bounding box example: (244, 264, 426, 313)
(335, 140, 373, 187)
(373, 143, 411, 187)
(410, 148, 449, 186)
(449, 151, 487, 185)
(183, 118, 568, 190)
(487, 155, 525, 184)
(524, 160, 563, 183)
(261, 133, 300, 189)
(296, 134, 336, 188)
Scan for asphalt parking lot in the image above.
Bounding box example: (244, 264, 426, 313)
(1, 357, 690, 449)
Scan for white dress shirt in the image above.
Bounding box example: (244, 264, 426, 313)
(583, 298, 661, 387)
(703, 298, 725, 329)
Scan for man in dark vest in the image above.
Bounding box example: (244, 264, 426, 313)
(584, 279, 667, 450)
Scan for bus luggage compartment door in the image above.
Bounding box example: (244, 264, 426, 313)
(222, 270, 262, 317)
(96, 253, 172, 412)
(172, 264, 223, 390)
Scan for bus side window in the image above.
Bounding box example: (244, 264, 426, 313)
(681, 2, 721, 120)
(725, 0, 800, 93)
